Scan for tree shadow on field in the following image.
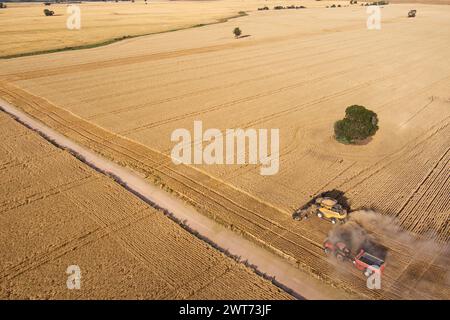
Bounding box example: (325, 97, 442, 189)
(237, 34, 251, 39)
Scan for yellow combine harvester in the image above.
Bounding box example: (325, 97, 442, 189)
(293, 196, 348, 224)
(314, 197, 348, 224)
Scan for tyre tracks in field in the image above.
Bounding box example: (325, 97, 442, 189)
(1, 38, 448, 299)
(117, 36, 446, 137)
(155, 59, 442, 165)
(0, 202, 151, 282)
(338, 119, 450, 227)
(0, 102, 440, 300)
(1, 24, 372, 82)
(75, 33, 374, 108)
(134, 38, 448, 160)
(0, 175, 99, 215)
(0, 100, 340, 299)
(2, 74, 448, 299)
(27, 30, 368, 97)
(0, 83, 399, 299)
(397, 147, 450, 240)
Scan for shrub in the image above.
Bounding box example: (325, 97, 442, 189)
(233, 27, 242, 38)
(44, 9, 54, 16)
(334, 105, 378, 144)
(0, 2, 6, 9)
(369, 1, 389, 5)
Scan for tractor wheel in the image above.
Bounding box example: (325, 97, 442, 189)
(331, 218, 337, 224)
(324, 247, 331, 255)
(364, 269, 373, 277)
(317, 211, 323, 218)
(336, 253, 344, 262)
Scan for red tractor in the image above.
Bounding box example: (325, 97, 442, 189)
(323, 238, 386, 277)
(323, 240, 352, 262)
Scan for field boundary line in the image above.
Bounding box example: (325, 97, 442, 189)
(0, 12, 249, 60)
(0, 100, 358, 300)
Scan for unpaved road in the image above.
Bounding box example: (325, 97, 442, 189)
(0, 99, 353, 300)
(0, 104, 294, 300)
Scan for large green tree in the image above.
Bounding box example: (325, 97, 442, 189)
(334, 105, 379, 144)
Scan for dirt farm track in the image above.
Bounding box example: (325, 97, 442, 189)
(0, 108, 295, 299)
(0, 1, 449, 299)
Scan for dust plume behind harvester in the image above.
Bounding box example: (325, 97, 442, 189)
(324, 219, 388, 278)
(322, 208, 449, 297)
(293, 191, 388, 277)
(292, 189, 449, 291)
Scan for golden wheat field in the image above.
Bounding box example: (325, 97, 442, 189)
(0, 0, 327, 58)
(0, 0, 449, 300)
(0, 111, 293, 299)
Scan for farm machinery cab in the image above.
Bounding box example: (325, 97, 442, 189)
(315, 197, 347, 224)
(323, 239, 386, 277)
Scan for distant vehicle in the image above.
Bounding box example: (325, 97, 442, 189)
(408, 10, 417, 18)
(44, 9, 54, 16)
(323, 238, 386, 277)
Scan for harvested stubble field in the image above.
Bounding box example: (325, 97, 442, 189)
(0, 111, 293, 299)
(0, 1, 449, 299)
(0, 0, 316, 58)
